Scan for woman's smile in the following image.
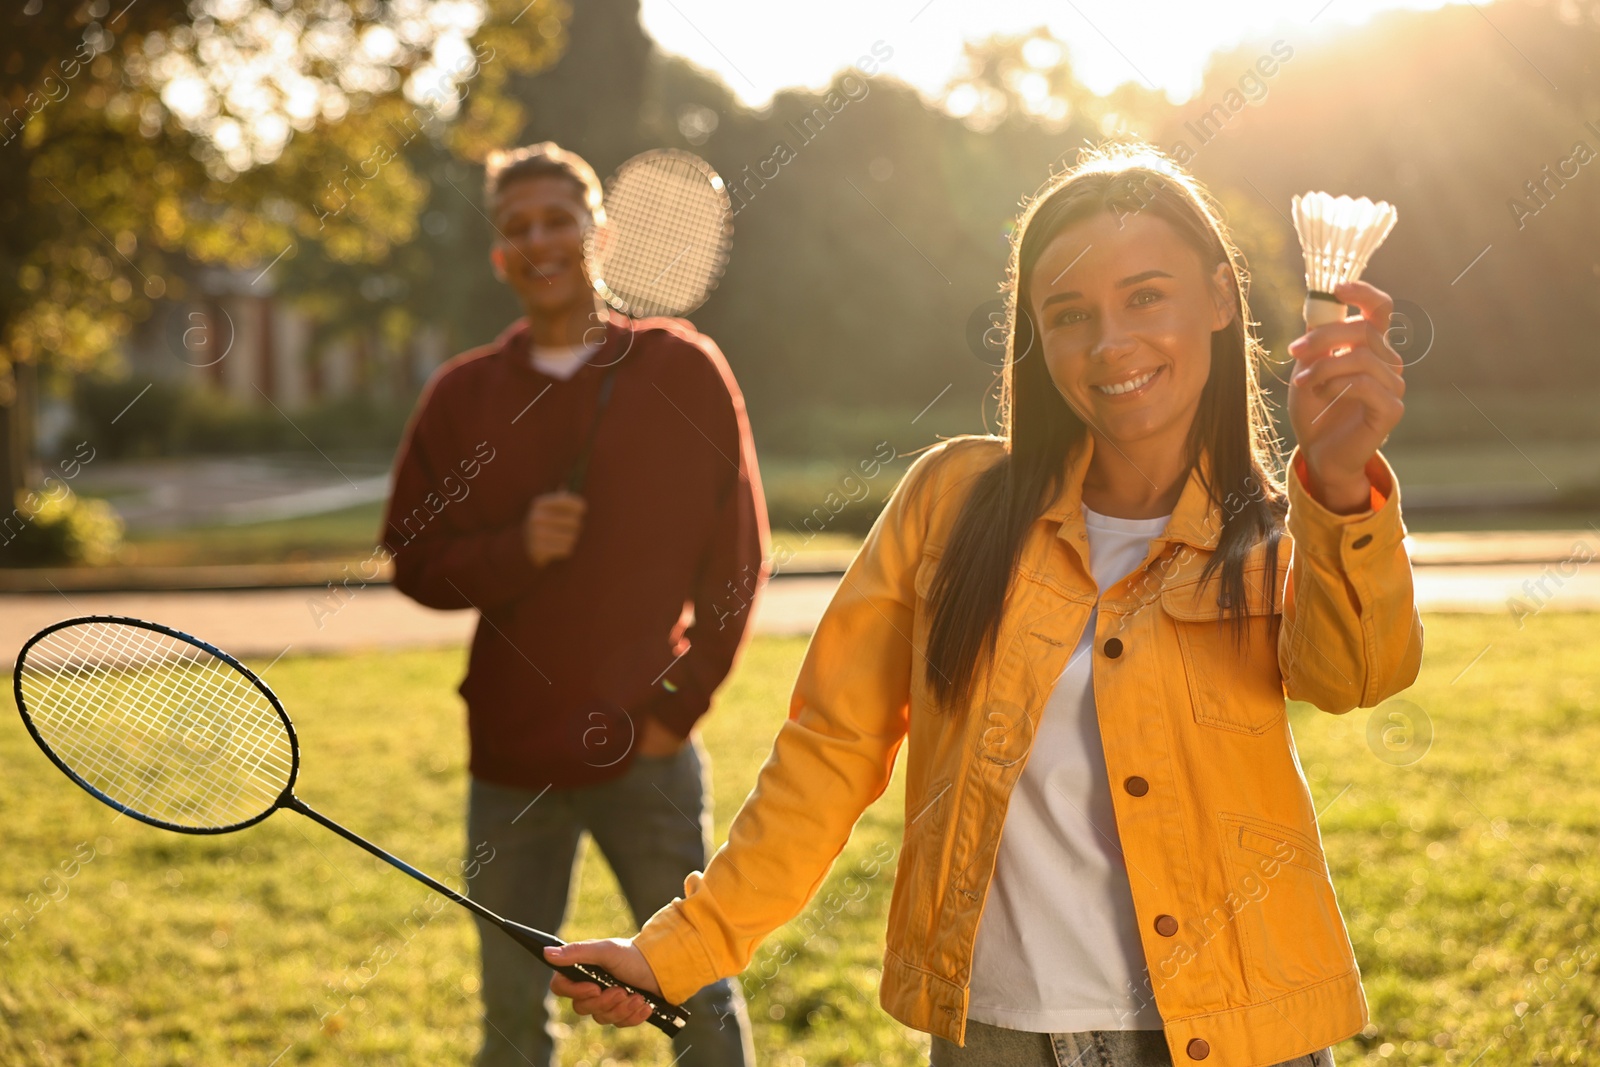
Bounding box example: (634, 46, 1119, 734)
(1090, 365, 1164, 398)
(1028, 210, 1236, 456)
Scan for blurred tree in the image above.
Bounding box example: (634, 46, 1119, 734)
(0, 0, 563, 517)
(1165, 1, 1600, 413)
(375, 0, 654, 359)
(647, 2, 1600, 455)
(944, 27, 1091, 135)
(10, 0, 1595, 521)
(272, 0, 646, 365)
(629, 43, 1107, 444)
(507, 0, 652, 178)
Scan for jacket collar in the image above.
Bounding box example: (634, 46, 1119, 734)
(1040, 433, 1224, 554)
(495, 310, 630, 374)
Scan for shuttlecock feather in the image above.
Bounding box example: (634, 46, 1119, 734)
(1291, 191, 1398, 329)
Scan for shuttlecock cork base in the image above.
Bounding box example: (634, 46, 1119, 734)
(1291, 191, 1399, 330)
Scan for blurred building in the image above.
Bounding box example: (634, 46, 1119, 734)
(117, 266, 449, 412)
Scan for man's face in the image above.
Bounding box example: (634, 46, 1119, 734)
(491, 175, 595, 315)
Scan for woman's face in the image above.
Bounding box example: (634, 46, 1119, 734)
(1027, 209, 1236, 450)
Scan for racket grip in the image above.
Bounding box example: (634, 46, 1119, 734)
(497, 920, 690, 1036)
(554, 961, 691, 1037)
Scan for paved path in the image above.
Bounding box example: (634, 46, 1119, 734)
(74, 455, 393, 530)
(3, 559, 1596, 669)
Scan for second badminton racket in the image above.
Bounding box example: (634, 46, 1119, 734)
(11, 615, 690, 1036)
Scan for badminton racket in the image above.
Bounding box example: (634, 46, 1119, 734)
(563, 149, 732, 494)
(11, 615, 689, 1036)
(587, 149, 732, 320)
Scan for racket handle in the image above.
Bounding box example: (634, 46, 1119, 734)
(498, 920, 690, 1037)
(554, 961, 691, 1037)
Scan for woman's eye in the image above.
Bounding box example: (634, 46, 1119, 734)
(1130, 288, 1164, 307)
(1055, 308, 1088, 326)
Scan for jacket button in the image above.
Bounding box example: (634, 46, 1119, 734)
(1124, 775, 1149, 796)
(1351, 534, 1373, 549)
(1103, 637, 1123, 658)
(1186, 1037, 1210, 1060)
(1154, 914, 1178, 936)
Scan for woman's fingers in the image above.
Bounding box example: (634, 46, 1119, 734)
(1305, 370, 1404, 424)
(545, 939, 662, 995)
(1292, 343, 1405, 397)
(573, 986, 652, 1025)
(1333, 279, 1395, 331)
(1290, 320, 1400, 369)
(543, 938, 666, 1029)
(551, 977, 651, 1026)
(1289, 282, 1403, 385)
(1288, 279, 1409, 485)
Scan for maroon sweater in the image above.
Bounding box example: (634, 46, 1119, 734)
(381, 312, 769, 790)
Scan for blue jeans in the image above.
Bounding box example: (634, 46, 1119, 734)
(930, 1019, 1337, 1066)
(465, 737, 754, 1067)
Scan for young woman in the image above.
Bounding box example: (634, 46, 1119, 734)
(542, 144, 1424, 1067)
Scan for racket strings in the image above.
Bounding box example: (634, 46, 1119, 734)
(87, 628, 293, 820)
(631, 163, 725, 301)
(597, 153, 730, 318)
(18, 622, 294, 829)
(33, 626, 291, 825)
(24, 626, 280, 823)
(34, 626, 203, 788)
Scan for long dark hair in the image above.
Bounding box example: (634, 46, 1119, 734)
(925, 143, 1288, 713)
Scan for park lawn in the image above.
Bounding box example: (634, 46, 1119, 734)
(1, 613, 1598, 1066)
(117, 502, 389, 568)
(90, 439, 1600, 566)
(113, 501, 868, 568)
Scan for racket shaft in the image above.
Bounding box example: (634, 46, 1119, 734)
(289, 801, 690, 1035)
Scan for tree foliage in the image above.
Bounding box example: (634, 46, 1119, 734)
(9, 0, 1600, 511)
(0, 0, 564, 502)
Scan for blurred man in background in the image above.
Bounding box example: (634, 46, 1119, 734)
(381, 141, 764, 1067)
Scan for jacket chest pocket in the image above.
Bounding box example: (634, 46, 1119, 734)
(1160, 572, 1286, 735)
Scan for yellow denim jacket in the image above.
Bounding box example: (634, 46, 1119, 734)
(635, 433, 1425, 1067)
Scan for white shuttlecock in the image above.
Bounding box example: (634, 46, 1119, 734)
(1290, 191, 1398, 329)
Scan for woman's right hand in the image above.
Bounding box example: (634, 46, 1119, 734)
(544, 939, 664, 1028)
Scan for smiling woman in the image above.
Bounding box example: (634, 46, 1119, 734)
(545, 141, 1422, 1067)
(925, 144, 1287, 715)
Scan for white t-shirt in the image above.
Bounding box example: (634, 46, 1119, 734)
(530, 342, 599, 380)
(967, 502, 1171, 1033)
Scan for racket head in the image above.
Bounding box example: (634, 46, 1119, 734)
(13, 616, 299, 835)
(587, 149, 732, 319)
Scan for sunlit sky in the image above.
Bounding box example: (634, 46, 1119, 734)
(640, 0, 1457, 107)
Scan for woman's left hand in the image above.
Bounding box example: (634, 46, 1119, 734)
(1286, 279, 1406, 513)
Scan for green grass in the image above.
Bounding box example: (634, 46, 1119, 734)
(2, 615, 1598, 1065)
(117, 501, 867, 569)
(118, 502, 388, 567)
(109, 463, 891, 567)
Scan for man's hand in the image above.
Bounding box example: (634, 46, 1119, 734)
(545, 939, 664, 1028)
(1286, 279, 1406, 514)
(524, 490, 586, 566)
(635, 715, 688, 758)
